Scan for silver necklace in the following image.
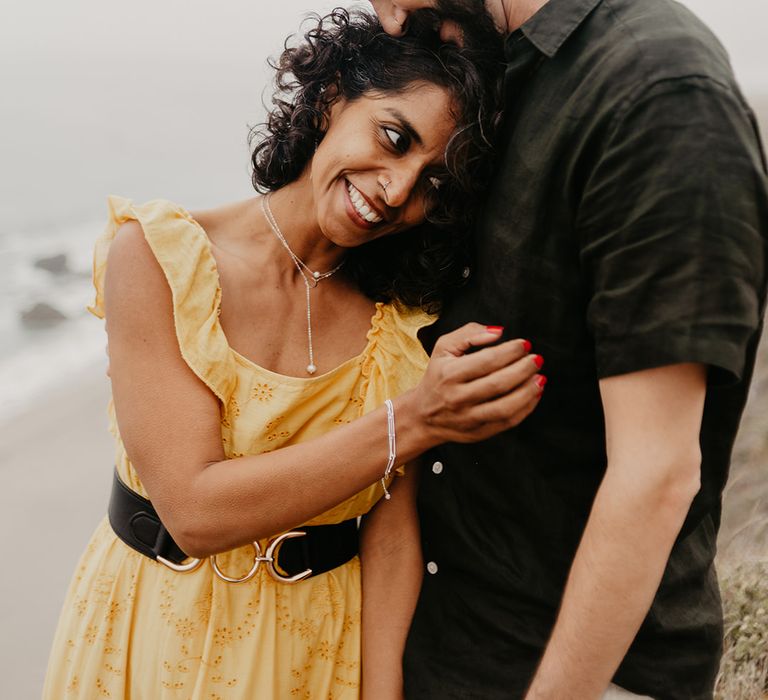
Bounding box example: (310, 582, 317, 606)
(261, 195, 345, 375)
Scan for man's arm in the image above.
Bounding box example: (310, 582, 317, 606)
(525, 363, 706, 699)
(360, 465, 423, 699)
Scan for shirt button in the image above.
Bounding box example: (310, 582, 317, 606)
(426, 561, 439, 575)
(462, 266, 471, 279)
(431, 461, 443, 475)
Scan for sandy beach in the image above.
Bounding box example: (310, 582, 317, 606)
(0, 363, 113, 699)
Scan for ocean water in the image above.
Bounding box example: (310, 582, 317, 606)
(0, 46, 257, 418)
(0, 220, 107, 421)
(0, 51, 265, 424)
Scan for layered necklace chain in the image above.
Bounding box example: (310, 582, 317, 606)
(261, 195, 345, 375)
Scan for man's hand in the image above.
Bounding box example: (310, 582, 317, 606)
(369, 0, 411, 36)
(525, 363, 706, 699)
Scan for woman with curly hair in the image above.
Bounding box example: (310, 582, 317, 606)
(43, 9, 544, 699)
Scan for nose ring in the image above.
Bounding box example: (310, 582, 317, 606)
(380, 178, 391, 202)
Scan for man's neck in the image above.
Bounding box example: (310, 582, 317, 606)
(501, 0, 549, 32)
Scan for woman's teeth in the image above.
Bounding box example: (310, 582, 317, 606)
(347, 182, 383, 224)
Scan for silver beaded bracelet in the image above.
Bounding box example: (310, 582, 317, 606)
(380, 399, 397, 500)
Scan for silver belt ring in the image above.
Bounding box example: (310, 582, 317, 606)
(206, 531, 313, 584)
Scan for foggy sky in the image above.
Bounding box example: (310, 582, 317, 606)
(1, 1, 766, 91)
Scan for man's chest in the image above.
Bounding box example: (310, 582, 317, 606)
(439, 144, 590, 366)
(437, 57, 617, 352)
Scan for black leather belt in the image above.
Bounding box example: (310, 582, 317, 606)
(108, 469, 359, 582)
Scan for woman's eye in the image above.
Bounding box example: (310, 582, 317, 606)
(383, 127, 407, 152)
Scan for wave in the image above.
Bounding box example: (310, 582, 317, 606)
(0, 219, 107, 422)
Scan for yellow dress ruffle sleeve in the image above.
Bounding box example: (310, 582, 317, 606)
(43, 197, 435, 699)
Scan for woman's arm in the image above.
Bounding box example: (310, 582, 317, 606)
(105, 222, 543, 557)
(360, 464, 423, 700)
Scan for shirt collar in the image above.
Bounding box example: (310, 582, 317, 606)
(510, 0, 603, 59)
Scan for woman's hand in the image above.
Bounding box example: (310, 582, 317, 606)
(402, 323, 544, 447)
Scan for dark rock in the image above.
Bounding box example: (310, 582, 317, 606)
(34, 253, 69, 274)
(20, 302, 67, 327)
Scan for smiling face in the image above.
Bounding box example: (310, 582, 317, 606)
(307, 83, 457, 248)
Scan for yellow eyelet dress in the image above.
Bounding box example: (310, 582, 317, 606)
(43, 197, 434, 700)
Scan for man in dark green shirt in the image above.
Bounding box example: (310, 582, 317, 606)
(372, 1, 768, 698)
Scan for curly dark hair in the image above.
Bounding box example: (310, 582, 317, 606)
(249, 8, 504, 311)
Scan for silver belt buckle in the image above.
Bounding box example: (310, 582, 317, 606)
(156, 554, 204, 573)
(209, 530, 313, 584)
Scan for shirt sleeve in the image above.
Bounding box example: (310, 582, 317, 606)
(576, 76, 768, 383)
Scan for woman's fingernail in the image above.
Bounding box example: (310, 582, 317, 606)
(533, 355, 544, 369)
(536, 375, 548, 390)
(522, 339, 532, 353)
(486, 326, 504, 334)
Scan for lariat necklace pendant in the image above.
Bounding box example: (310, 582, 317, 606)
(261, 195, 345, 375)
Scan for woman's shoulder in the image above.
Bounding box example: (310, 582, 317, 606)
(91, 196, 238, 403)
(90, 196, 221, 320)
(107, 195, 197, 230)
(101, 196, 207, 263)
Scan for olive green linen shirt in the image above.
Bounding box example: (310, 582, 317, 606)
(404, 1, 768, 698)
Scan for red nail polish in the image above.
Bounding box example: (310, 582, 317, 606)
(486, 326, 504, 334)
(522, 339, 532, 353)
(533, 355, 544, 369)
(536, 375, 548, 390)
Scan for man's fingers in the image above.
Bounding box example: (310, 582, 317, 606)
(393, 7, 409, 31)
(369, 0, 408, 36)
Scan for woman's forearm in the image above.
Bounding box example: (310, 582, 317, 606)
(360, 468, 423, 700)
(170, 390, 430, 557)
(116, 327, 540, 558)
